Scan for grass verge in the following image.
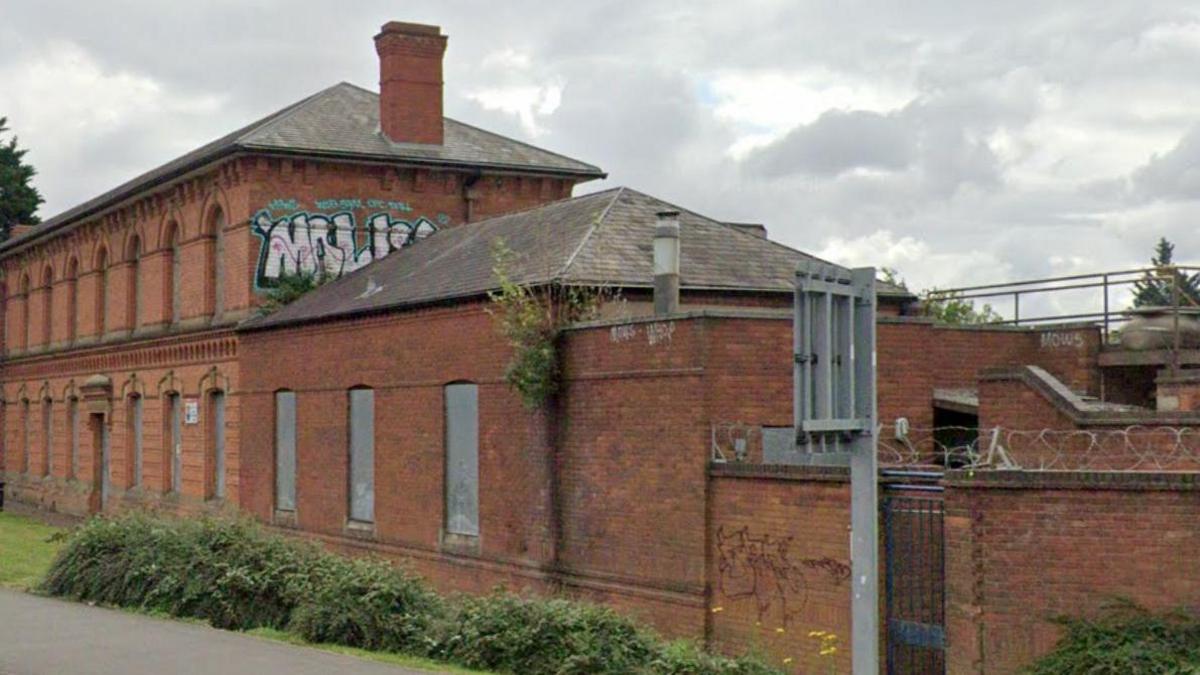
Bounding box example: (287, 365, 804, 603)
(246, 628, 492, 674)
(0, 510, 64, 589)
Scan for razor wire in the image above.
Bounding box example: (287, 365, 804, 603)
(714, 422, 1200, 472)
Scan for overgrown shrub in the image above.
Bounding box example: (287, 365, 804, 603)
(435, 591, 659, 674)
(40, 513, 327, 630)
(1024, 600, 1200, 674)
(42, 514, 783, 674)
(648, 640, 782, 675)
(290, 555, 444, 654)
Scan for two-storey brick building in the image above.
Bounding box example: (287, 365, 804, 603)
(0, 21, 604, 516)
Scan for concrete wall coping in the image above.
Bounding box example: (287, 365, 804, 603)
(707, 462, 850, 482)
(945, 469, 1200, 491)
(567, 308, 791, 331)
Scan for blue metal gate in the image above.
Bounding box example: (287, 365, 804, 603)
(883, 473, 946, 674)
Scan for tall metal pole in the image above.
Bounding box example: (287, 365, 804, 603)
(849, 267, 879, 675)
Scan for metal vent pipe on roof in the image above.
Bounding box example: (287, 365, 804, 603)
(654, 210, 681, 316)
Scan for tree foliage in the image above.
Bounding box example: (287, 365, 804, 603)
(0, 117, 44, 240)
(882, 266, 1003, 325)
(1132, 237, 1200, 308)
(487, 239, 609, 409)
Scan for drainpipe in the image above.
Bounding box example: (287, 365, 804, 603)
(654, 211, 681, 316)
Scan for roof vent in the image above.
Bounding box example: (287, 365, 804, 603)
(654, 211, 681, 316)
(359, 275, 384, 299)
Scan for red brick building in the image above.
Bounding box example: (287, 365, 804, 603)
(0, 22, 604, 515)
(6, 19, 1200, 674)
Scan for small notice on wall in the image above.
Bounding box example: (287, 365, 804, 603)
(184, 399, 200, 425)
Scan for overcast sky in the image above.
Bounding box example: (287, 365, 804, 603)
(3, 1, 1200, 306)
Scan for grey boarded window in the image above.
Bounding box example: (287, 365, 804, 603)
(444, 383, 479, 536)
(348, 388, 374, 523)
(129, 395, 143, 487)
(275, 391, 296, 511)
(68, 397, 79, 479)
(42, 398, 52, 477)
(212, 391, 226, 499)
(166, 393, 182, 493)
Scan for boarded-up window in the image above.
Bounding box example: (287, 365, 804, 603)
(275, 391, 296, 511)
(68, 397, 79, 479)
(128, 395, 143, 487)
(42, 398, 52, 477)
(211, 391, 226, 499)
(166, 393, 182, 493)
(445, 383, 479, 536)
(348, 388, 374, 523)
(21, 399, 30, 474)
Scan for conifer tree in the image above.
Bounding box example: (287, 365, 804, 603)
(0, 117, 44, 241)
(1132, 237, 1200, 307)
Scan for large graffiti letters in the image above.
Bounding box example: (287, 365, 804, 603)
(715, 525, 851, 627)
(251, 210, 438, 288)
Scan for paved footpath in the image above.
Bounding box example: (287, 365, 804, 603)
(0, 589, 436, 675)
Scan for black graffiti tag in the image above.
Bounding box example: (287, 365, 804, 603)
(715, 525, 851, 626)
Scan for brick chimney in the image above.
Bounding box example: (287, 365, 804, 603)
(374, 22, 448, 145)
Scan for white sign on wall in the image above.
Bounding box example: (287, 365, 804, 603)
(184, 399, 200, 425)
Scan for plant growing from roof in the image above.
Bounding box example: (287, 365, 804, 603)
(258, 270, 329, 315)
(487, 238, 610, 409)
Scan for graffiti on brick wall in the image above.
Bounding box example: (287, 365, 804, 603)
(1039, 331, 1085, 349)
(716, 525, 851, 626)
(252, 208, 440, 288)
(608, 321, 676, 346)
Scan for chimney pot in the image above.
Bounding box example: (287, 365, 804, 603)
(374, 21, 448, 145)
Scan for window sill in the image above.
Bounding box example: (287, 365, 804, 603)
(344, 519, 376, 540)
(273, 509, 297, 528)
(440, 530, 481, 556)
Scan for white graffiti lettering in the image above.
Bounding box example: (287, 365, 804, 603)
(610, 324, 638, 343)
(646, 321, 676, 346)
(252, 210, 438, 288)
(1039, 331, 1085, 350)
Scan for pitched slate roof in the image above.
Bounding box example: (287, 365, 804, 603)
(2, 82, 603, 255)
(243, 186, 911, 332)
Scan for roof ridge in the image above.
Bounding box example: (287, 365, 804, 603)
(234, 82, 356, 145)
(443, 116, 606, 177)
(556, 187, 625, 281)
(616, 186, 830, 266)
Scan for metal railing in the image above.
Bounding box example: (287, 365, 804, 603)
(924, 265, 1200, 346)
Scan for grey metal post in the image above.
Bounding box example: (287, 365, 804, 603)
(794, 263, 878, 674)
(849, 267, 878, 675)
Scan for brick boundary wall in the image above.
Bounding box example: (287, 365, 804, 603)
(944, 470, 1200, 674)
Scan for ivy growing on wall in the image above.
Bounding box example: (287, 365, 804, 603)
(487, 239, 611, 409)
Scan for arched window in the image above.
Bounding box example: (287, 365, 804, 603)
(66, 258, 79, 343)
(164, 390, 182, 493)
(126, 235, 141, 332)
(95, 246, 109, 337)
(19, 273, 30, 351)
(163, 222, 181, 325)
(208, 207, 225, 318)
(444, 382, 479, 537)
(126, 393, 142, 488)
(42, 394, 53, 477)
(274, 389, 296, 512)
(20, 397, 30, 475)
(208, 389, 226, 499)
(41, 265, 53, 347)
(67, 395, 79, 480)
(347, 386, 374, 524)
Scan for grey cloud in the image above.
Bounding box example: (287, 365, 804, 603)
(1130, 125, 1200, 201)
(744, 110, 915, 178)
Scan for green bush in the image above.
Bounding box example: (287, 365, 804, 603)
(290, 555, 444, 654)
(648, 640, 782, 675)
(42, 514, 782, 674)
(435, 591, 659, 674)
(1024, 601, 1200, 674)
(40, 513, 325, 630)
